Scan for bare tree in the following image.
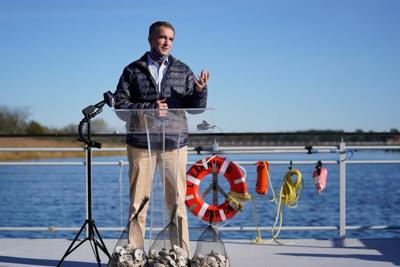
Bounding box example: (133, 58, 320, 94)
(0, 105, 29, 134)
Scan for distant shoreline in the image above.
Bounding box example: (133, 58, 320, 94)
(0, 137, 125, 161)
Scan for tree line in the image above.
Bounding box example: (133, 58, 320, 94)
(0, 105, 112, 134)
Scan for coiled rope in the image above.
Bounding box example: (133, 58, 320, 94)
(271, 168, 303, 242)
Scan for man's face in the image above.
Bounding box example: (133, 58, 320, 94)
(149, 26, 174, 56)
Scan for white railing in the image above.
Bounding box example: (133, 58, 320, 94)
(1, 142, 400, 239)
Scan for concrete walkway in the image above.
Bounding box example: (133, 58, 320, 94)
(0, 238, 399, 266)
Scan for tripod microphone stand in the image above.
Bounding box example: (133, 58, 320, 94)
(57, 97, 112, 266)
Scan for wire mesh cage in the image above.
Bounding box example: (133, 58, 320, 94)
(147, 204, 190, 267)
(191, 217, 230, 267)
(108, 197, 149, 267)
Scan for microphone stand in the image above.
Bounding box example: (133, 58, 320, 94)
(57, 101, 110, 267)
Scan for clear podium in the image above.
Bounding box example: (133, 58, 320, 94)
(114, 108, 215, 248)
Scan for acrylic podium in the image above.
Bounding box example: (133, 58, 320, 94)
(114, 108, 215, 249)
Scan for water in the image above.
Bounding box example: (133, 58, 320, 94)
(0, 150, 400, 240)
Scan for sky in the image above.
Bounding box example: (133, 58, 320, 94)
(0, 0, 399, 133)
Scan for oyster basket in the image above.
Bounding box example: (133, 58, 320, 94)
(191, 218, 230, 267)
(108, 197, 149, 267)
(147, 204, 190, 267)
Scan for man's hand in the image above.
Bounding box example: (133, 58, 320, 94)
(195, 70, 210, 92)
(156, 98, 168, 117)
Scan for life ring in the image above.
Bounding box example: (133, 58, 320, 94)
(185, 156, 247, 223)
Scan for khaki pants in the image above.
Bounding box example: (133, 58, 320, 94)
(126, 145, 189, 252)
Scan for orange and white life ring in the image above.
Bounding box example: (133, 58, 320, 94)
(185, 156, 247, 223)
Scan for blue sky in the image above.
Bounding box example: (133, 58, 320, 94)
(1, 0, 399, 132)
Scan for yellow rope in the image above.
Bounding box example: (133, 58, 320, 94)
(279, 169, 303, 207)
(226, 167, 303, 245)
(227, 191, 265, 243)
(227, 191, 252, 211)
(271, 169, 303, 242)
(251, 168, 277, 244)
(227, 168, 303, 244)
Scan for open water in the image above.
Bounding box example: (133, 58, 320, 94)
(1, 150, 400, 240)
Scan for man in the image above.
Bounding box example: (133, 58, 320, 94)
(113, 21, 209, 253)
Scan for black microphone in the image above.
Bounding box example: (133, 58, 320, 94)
(95, 91, 115, 109)
(82, 105, 97, 116)
(103, 91, 115, 107)
(197, 120, 212, 130)
(83, 91, 115, 116)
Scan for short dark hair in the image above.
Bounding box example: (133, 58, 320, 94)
(149, 21, 175, 37)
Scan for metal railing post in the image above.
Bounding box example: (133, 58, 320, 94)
(339, 141, 346, 239)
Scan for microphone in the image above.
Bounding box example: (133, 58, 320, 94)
(196, 120, 222, 132)
(197, 120, 212, 130)
(104, 91, 115, 107)
(82, 91, 115, 116)
(94, 91, 115, 109)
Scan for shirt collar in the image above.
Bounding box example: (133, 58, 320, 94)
(147, 52, 169, 67)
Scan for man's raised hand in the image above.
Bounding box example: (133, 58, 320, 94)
(195, 70, 210, 92)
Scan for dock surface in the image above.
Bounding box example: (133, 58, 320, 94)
(0, 238, 399, 266)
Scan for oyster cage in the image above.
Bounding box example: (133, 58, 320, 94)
(147, 204, 190, 267)
(191, 223, 230, 267)
(108, 197, 149, 267)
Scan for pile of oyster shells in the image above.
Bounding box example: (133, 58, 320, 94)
(147, 245, 189, 267)
(108, 245, 147, 267)
(108, 245, 229, 267)
(190, 250, 230, 267)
